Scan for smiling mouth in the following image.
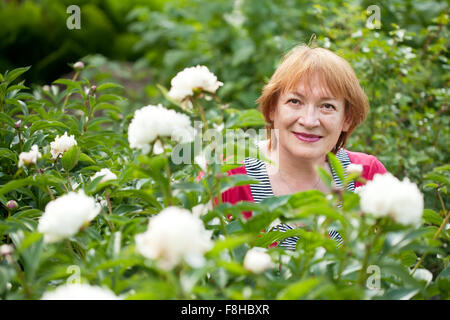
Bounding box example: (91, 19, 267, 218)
(292, 131, 323, 142)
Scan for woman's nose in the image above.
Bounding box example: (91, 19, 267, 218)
(297, 104, 320, 128)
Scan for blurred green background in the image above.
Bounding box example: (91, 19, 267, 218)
(1, 0, 449, 211)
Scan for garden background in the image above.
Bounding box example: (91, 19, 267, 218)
(0, 0, 448, 300)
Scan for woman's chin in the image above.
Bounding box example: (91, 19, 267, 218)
(289, 147, 326, 161)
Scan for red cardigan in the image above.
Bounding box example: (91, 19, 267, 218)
(219, 149, 387, 219)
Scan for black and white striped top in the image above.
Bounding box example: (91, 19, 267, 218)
(244, 148, 355, 250)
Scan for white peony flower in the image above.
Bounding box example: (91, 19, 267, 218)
(38, 190, 101, 243)
(192, 201, 213, 218)
(359, 173, 424, 226)
(411, 268, 433, 286)
(0, 244, 14, 257)
(50, 132, 77, 160)
(354, 186, 365, 194)
(168, 65, 223, 102)
(194, 152, 208, 171)
(41, 283, 121, 300)
(18, 145, 42, 168)
(152, 140, 164, 155)
(243, 247, 272, 274)
(91, 168, 117, 183)
(127, 104, 195, 154)
(135, 206, 213, 270)
(347, 163, 363, 176)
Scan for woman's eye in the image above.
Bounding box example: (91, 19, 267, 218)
(322, 103, 336, 110)
(288, 98, 302, 105)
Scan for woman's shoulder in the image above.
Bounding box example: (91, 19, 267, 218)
(225, 164, 247, 176)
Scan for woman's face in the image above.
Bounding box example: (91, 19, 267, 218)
(270, 74, 351, 161)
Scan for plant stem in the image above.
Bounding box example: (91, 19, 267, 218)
(164, 156, 173, 206)
(11, 258, 32, 299)
(66, 171, 73, 191)
(196, 100, 209, 132)
(17, 127, 23, 153)
(53, 158, 69, 192)
(35, 164, 55, 200)
(411, 206, 450, 275)
(66, 239, 76, 257)
(61, 71, 79, 112)
(357, 221, 384, 286)
(105, 190, 113, 215)
(105, 190, 115, 232)
(436, 188, 447, 216)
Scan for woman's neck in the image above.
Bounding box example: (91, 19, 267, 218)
(265, 145, 331, 192)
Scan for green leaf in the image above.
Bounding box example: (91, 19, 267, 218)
(172, 182, 205, 193)
(0, 113, 16, 127)
(217, 260, 248, 275)
(29, 120, 70, 135)
(0, 148, 17, 163)
(230, 109, 265, 128)
(253, 230, 301, 247)
(317, 166, 333, 189)
(96, 82, 123, 92)
(327, 152, 345, 186)
(277, 277, 321, 300)
(0, 177, 34, 196)
(5, 66, 31, 84)
(6, 83, 28, 94)
(96, 94, 125, 103)
(78, 153, 96, 164)
(17, 232, 43, 254)
(380, 288, 420, 300)
(53, 78, 82, 90)
(423, 209, 443, 226)
(208, 235, 252, 257)
(61, 145, 81, 171)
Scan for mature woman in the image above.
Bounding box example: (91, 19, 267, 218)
(220, 44, 387, 250)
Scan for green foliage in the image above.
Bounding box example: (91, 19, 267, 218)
(0, 0, 449, 300)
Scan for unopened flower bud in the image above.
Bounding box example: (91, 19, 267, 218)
(15, 120, 21, 129)
(73, 61, 85, 71)
(0, 244, 14, 257)
(347, 164, 363, 176)
(89, 85, 97, 95)
(6, 200, 18, 210)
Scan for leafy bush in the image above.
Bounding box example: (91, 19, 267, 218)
(0, 62, 448, 300)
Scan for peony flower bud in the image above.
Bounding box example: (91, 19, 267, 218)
(0, 244, 14, 257)
(18, 145, 42, 168)
(89, 85, 97, 95)
(168, 65, 223, 103)
(91, 168, 117, 184)
(6, 200, 18, 210)
(73, 61, 85, 71)
(347, 163, 363, 176)
(243, 247, 272, 274)
(50, 132, 77, 160)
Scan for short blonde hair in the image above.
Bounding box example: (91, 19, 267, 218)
(257, 44, 369, 154)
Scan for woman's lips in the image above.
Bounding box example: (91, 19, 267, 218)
(293, 132, 322, 143)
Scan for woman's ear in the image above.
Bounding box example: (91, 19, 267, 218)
(342, 113, 352, 132)
(268, 100, 276, 124)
